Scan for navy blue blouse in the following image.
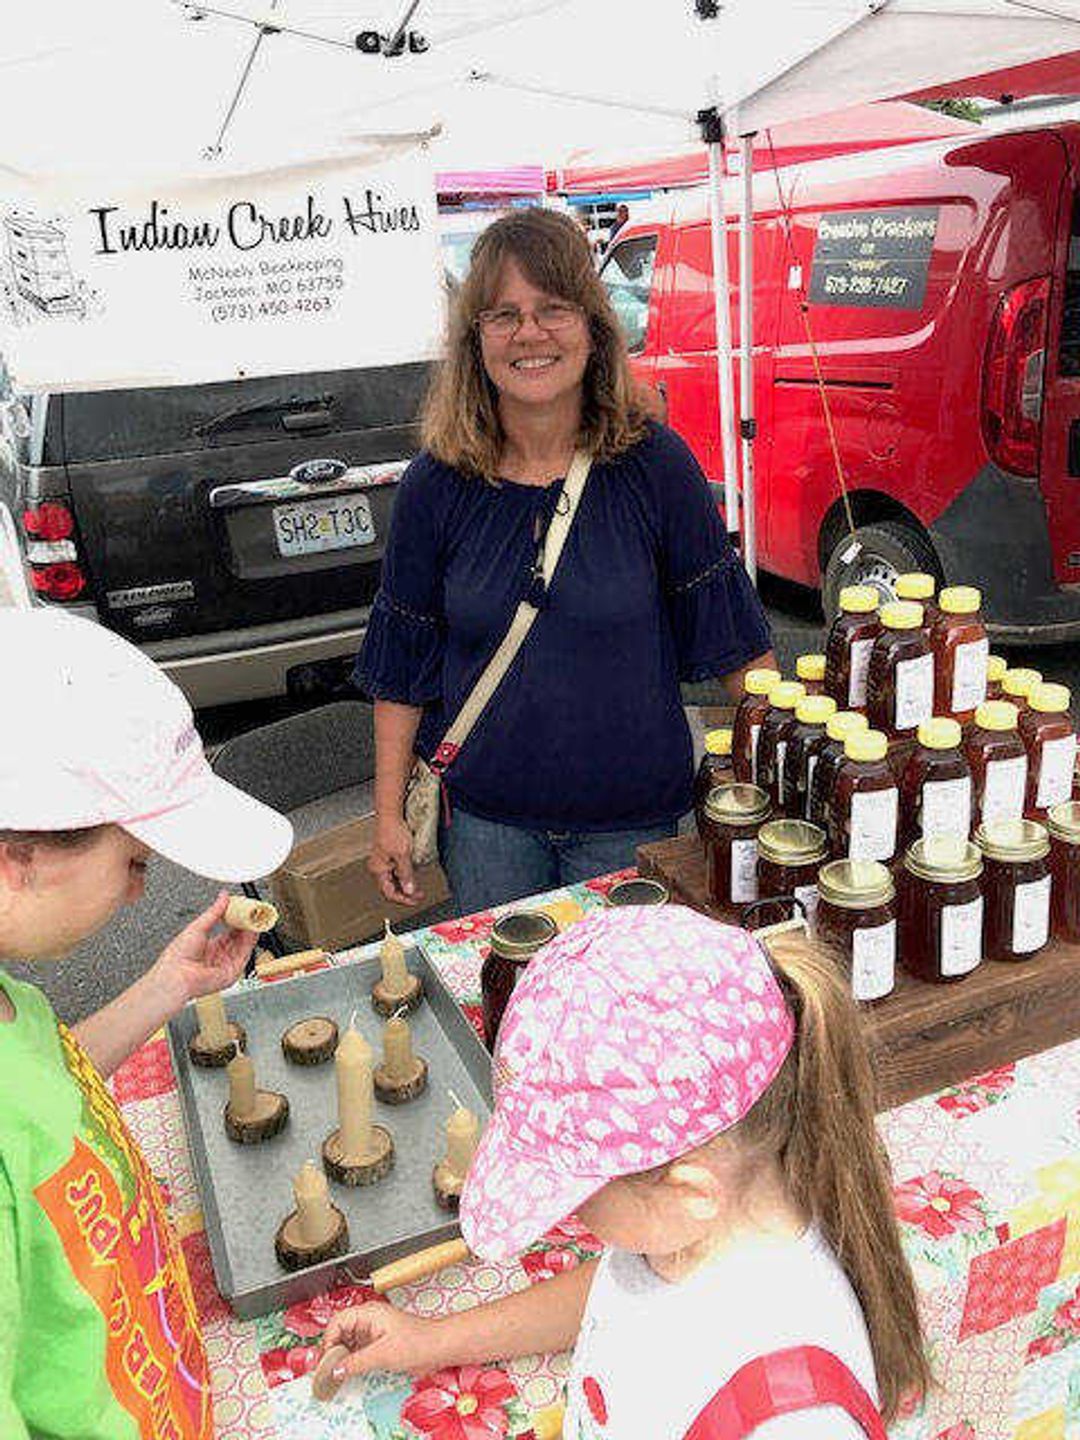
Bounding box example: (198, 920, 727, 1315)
(354, 422, 771, 831)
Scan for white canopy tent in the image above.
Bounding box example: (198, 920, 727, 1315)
(11, 0, 1080, 571)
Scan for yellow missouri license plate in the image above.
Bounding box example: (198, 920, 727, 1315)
(273, 494, 376, 557)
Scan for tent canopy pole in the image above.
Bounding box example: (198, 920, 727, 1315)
(739, 128, 758, 583)
(699, 104, 740, 540)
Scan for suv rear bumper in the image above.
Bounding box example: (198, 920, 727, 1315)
(144, 607, 370, 708)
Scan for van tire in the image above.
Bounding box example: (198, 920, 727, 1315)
(822, 520, 941, 620)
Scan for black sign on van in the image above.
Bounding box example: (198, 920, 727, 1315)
(809, 207, 939, 310)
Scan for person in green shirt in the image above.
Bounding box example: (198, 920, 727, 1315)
(0, 608, 293, 1439)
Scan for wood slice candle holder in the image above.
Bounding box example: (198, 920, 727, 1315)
(432, 1159, 465, 1212)
(281, 1016, 339, 1066)
(321, 1124, 395, 1186)
(373, 1053, 428, 1104)
(224, 1090, 290, 1144)
(274, 1204, 348, 1271)
(188, 1022, 247, 1069)
(371, 972, 423, 1018)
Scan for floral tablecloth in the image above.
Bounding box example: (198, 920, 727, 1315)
(112, 871, 1080, 1440)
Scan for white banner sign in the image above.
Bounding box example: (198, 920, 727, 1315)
(0, 143, 443, 392)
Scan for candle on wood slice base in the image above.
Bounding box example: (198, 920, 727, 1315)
(274, 1163, 348, 1272)
(432, 1100, 480, 1211)
(321, 1123, 395, 1186)
(373, 1014, 428, 1103)
(371, 921, 423, 1016)
(281, 1016, 339, 1066)
(223, 1050, 289, 1144)
(188, 992, 246, 1068)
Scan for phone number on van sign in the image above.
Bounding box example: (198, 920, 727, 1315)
(210, 297, 334, 322)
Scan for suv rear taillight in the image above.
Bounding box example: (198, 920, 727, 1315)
(20, 499, 86, 601)
(982, 275, 1051, 477)
(22, 500, 74, 541)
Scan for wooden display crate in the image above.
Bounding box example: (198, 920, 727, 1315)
(637, 834, 1080, 1112)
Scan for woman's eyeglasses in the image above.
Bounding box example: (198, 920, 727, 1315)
(475, 300, 584, 338)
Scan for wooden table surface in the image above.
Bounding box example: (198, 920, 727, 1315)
(638, 833, 1080, 1111)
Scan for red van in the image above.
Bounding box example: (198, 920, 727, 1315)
(600, 123, 1080, 640)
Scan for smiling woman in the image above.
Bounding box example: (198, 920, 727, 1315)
(354, 208, 776, 915)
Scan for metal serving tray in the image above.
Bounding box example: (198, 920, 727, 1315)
(166, 947, 491, 1319)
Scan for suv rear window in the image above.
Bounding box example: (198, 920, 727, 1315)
(601, 235, 658, 353)
(55, 363, 431, 462)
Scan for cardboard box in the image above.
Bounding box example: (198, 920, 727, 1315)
(270, 814, 450, 952)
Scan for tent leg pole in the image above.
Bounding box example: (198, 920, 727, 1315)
(708, 139, 740, 540)
(739, 131, 758, 585)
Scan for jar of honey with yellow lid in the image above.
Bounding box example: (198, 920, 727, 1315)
(867, 601, 934, 739)
(733, 668, 782, 784)
(795, 653, 827, 696)
(974, 818, 1052, 962)
(965, 700, 1027, 829)
(1001, 668, 1043, 713)
(986, 654, 1007, 701)
(825, 585, 881, 713)
(1020, 683, 1076, 819)
(694, 728, 735, 838)
(932, 586, 988, 724)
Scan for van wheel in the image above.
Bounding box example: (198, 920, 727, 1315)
(822, 520, 940, 619)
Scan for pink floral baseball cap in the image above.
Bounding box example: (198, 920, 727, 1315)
(461, 906, 795, 1261)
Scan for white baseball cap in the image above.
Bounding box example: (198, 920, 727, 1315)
(0, 609, 294, 881)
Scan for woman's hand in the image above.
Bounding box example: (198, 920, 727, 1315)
(320, 1303, 444, 1380)
(369, 814, 423, 906)
(150, 891, 258, 1006)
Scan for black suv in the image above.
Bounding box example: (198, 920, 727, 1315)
(0, 362, 429, 706)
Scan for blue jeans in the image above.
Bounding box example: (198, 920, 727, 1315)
(438, 807, 677, 916)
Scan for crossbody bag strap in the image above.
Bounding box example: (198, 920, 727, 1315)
(682, 1345, 888, 1440)
(430, 448, 592, 771)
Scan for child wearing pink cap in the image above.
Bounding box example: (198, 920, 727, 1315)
(0, 609, 293, 1439)
(320, 906, 928, 1437)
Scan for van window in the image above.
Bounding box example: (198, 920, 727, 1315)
(1061, 194, 1080, 377)
(601, 236, 657, 353)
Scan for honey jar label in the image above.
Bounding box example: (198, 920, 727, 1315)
(951, 637, 989, 713)
(941, 896, 983, 976)
(852, 920, 896, 1001)
(794, 883, 819, 929)
(849, 787, 899, 862)
(849, 638, 874, 708)
(984, 754, 1027, 822)
(1013, 874, 1051, 953)
(731, 838, 759, 903)
(921, 775, 972, 840)
(1036, 734, 1078, 810)
(894, 652, 934, 732)
(750, 724, 762, 783)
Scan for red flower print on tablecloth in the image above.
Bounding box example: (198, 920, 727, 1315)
(894, 1171, 987, 1239)
(401, 1364, 517, 1440)
(583, 869, 636, 899)
(283, 1280, 381, 1340)
(433, 913, 497, 945)
(1027, 1332, 1066, 1360)
(1055, 1287, 1080, 1333)
(544, 1214, 602, 1251)
(260, 1343, 320, 1385)
(934, 1424, 977, 1440)
(936, 1064, 1016, 1117)
(521, 1246, 580, 1284)
(582, 1376, 609, 1426)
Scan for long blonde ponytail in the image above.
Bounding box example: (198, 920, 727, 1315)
(735, 930, 930, 1420)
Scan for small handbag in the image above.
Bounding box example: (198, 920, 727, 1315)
(404, 448, 592, 866)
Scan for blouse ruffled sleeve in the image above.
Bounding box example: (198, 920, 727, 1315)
(653, 427, 773, 681)
(352, 455, 447, 706)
